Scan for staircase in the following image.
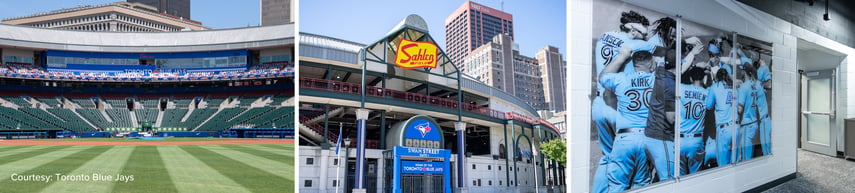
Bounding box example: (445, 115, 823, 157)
(154, 110, 164, 127)
(299, 114, 337, 145)
(310, 107, 344, 123)
(192, 108, 222, 131)
(100, 109, 114, 123)
(71, 109, 100, 131)
(130, 110, 139, 128)
(298, 106, 346, 145)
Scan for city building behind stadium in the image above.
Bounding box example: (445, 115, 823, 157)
(0, 22, 295, 139)
(298, 15, 565, 193)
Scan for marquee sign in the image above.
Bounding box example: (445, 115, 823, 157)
(394, 39, 438, 69)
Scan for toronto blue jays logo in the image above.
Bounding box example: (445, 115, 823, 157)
(416, 123, 432, 138)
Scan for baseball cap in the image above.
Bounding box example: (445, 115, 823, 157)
(708, 43, 721, 55)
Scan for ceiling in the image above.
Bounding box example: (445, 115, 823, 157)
(797, 39, 845, 71)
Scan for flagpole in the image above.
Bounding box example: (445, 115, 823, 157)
(533, 144, 539, 193)
(335, 123, 343, 193)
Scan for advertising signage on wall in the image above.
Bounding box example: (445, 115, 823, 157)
(591, 0, 773, 192)
(395, 39, 438, 69)
(401, 161, 445, 174)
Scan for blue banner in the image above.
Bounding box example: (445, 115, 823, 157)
(394, 146, 450, 158)
(401, 161, 445, 174)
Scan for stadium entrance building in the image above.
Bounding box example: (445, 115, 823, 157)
(298, 15, 564, 193)
(0, 24, 295, 139)
(385, 115, 451, 193)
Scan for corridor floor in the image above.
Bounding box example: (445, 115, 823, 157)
(763, 149, 855, 193)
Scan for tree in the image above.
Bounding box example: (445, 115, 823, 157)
(539, 138, 566, 166)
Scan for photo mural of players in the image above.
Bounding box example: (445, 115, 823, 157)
(733, 35, 773, 163)
(591, 0, 773, 192)
(677, 19, 737, 175)
(591, 0, 679, 192)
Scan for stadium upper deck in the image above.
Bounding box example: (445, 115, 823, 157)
(0, 23, 293, 81)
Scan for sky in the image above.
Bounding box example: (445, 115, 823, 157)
(300, 0, 566, 57)
(0, 0, 260, 29)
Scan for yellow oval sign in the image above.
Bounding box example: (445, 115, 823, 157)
(395, 39, 438, 69)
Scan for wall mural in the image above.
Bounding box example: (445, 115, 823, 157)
(591, 0, 773, 192)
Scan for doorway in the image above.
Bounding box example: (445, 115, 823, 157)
(797, 39, 846, 157)
(800, 70, 836, 156)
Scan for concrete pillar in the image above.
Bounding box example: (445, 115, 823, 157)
(353, 108, 370, 193)
(455, 121, 467, 193)
(503, 123, 511, 187)
(319, 149, 329, 192)
(322, 105, 330, 149)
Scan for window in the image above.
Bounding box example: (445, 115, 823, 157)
(489, 180, 492, 186)
(498, 166, 501, 171)
(488, 165, 491, 170)
(332, 180, 337, 187)
(473, 180, 477, 186)
(472, 164, 476, 170)
(304, 180, 312, 187)
(478, 179, 482, 187)
(306, 158, 314, 165)
(333, 158, 339, 165)
(500, 181, 502, 185)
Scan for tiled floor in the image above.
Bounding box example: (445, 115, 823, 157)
(763, 149, 855, 193)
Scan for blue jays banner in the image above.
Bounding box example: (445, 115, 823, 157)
(401, 161, 445, 174)
(387, 115, 444, 149)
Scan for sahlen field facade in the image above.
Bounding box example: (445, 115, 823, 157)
(298, 15, 565, 193)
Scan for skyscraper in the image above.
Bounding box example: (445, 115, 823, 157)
(128, 0, 191, 19)
(261, 0, 292, 26)
(537, 46, 566, 112)
(462, 34, 547, 110)
(445, 1, 513, 68)
(2, 2, 207, 32)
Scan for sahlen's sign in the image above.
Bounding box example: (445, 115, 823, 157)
(395, 39, 438, 69)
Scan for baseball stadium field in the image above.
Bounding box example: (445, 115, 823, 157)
(0, 138, 294, 193)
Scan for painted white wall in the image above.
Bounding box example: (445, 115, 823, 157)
(568, 0, 855, 192)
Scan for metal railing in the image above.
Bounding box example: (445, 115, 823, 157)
(299, 113, 380, 149)
(300, 77, 560, 134)
(299, 114, 337, 142)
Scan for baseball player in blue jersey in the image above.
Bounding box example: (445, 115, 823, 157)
(706, 68, 737, 166)
(592, 11, 650, 193)
(757, 59, 772, 86)
(754, 60, 771, 156)
(600, 50, 656, 192)
(737, 64, 760, 161)
(679, 64, 713, 175)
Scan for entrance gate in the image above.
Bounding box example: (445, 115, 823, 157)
(383, 146, 451, 193)
(383, 115, 451, 193)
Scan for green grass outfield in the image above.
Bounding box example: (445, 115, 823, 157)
(0, 144, 294, 193)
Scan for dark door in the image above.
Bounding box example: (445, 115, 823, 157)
(347, 159, 378, 193)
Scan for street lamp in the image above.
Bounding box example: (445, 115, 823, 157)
(341, 138, 352, 193)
